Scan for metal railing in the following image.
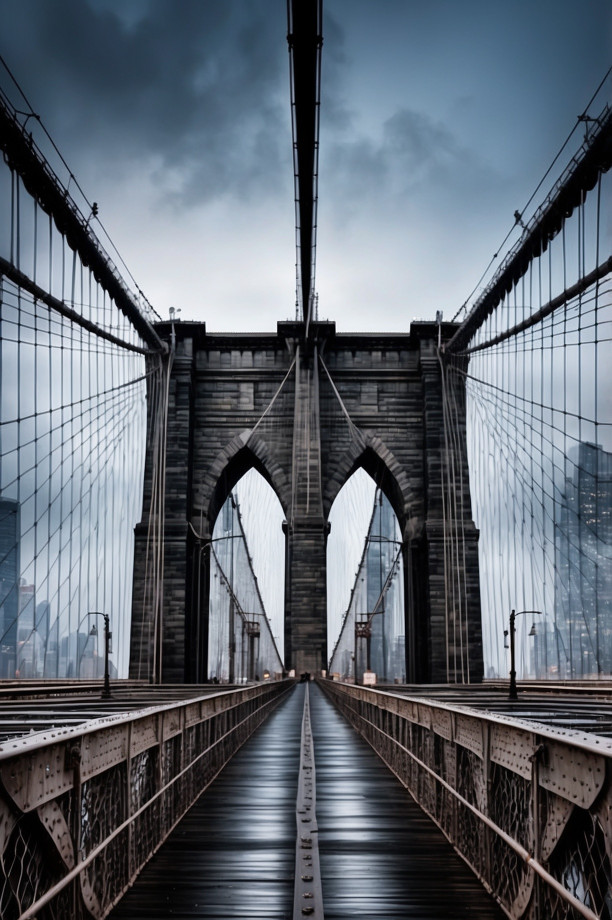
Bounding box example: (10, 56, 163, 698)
(0, 680, 292, 919)
(319, 680, 612, 919)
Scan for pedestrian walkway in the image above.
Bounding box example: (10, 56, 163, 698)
(109, 682, 504, 919)
(109, 685, 303, 919)
(310, 683, 504, 918)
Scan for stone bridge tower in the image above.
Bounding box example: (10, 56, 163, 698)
(130, 318, 483, 684)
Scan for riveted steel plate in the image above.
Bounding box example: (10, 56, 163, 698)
(1, 744, 74, 811)
(185, 702, 202, 728)
(490, 723, 533, 779)
(455, 714, 484, 758)
(540, 792, 574, 860)
(130, 714, 159, 757)
(539, 740, 605, 807)
(432, 708, 453, 741)
(81, 726, 128, 780)
(162, 709, 182, 741)
(38, 799, 75, 869)
(417, 704, 432, 730)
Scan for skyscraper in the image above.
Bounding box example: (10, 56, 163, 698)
(0, 498, 19, 677)
(553, 442, 612, 677)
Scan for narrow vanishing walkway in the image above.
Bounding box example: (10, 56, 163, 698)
(109, 686, 304, 920)
(309, 683, 504, 919)
(110, 683, 504, 919)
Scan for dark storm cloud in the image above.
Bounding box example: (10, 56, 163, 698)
(318, 3, 502, 229)
(320, 104, 498, 222)
(2, 0, 291, 206)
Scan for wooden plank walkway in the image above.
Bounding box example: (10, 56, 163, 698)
(110, 683, 505, 919)
(310, 683, 504, 919)
(109, 686, 303, 919)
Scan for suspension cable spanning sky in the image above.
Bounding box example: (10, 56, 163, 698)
(1, 1, 610, 332)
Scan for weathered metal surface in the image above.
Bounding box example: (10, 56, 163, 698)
(161, 708, 183, 741)
(128, 714, 159, 757)
(184, 701, 201, 727)
(489, 722, 534, 779)
(540, 793, 575, 860)
(1, 744, 74, 811)
(38, 800, 75, 869)
(109, 682, 505, 919)
(417, 702, 433, 730)
(80, 727, 129, 780)
(455, 712, 484, 758)
(431, 706, 453, 740)
(539, 739, 606, 807)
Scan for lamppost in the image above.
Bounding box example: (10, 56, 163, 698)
(89, 612, 112, 699)
(505, 609, 541, 701)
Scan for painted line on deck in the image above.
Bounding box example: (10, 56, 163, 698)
(293, 683, 324, 919)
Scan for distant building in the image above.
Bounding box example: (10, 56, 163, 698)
(0, 498, 19, 677)
(358, 491, 404, 683)
(552, 442, 612, 677)
(16, 581, 38, 678)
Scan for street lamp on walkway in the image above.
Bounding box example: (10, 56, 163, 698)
(89, 612, 112, 699)
(505, 610, 542, 701)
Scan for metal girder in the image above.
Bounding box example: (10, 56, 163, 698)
(0, 93, 165, 354)
(448, 104, 612, 354)
(0, 743, 73, 811)
(287, 0, 323, 334)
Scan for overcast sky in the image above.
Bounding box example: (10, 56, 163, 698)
(2, 0, 610, 333)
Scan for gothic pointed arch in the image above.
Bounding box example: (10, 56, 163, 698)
(199, 431, 291, 534)
(324, 434, 422, 540)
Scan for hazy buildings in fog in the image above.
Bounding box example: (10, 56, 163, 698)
(0, 498, 18, 677)
(548, 442, 612, 677)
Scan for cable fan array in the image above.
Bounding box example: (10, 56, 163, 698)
(0, 65, 160, 679)
(446, 100, 612, 680)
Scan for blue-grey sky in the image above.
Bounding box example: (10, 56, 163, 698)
(1, 0, 610, 331)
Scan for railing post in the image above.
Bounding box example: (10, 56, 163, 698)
(68, 740, 82, 917)
(482, 721, 491, 887)
(126, 721, 133, 883)
(451, 711, 459, 846)
(530, 740, 544, 917)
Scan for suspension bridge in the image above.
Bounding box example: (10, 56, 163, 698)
(0, 0, 611, 917)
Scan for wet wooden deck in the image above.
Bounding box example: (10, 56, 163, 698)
(310, 685, 504, 919)
(109, 683, 505, 919)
